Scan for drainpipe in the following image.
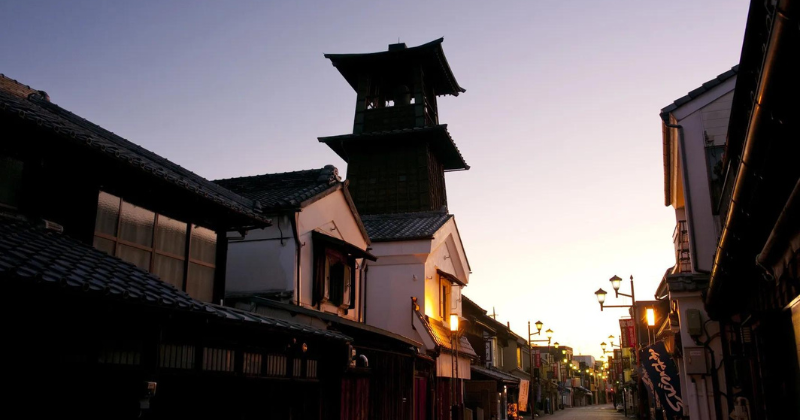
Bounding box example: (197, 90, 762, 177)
(290, 212, 302, 306)
(665, 123, 710, 275)
(362, 261, 369, 323)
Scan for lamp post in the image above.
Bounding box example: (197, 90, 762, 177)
(527, 321, 553, 414)
(450, 314, 461, 419)
(594, 275, 639, 350)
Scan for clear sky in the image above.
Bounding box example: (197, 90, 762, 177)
(1, 0, 750, 358)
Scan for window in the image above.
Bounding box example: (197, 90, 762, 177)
(93, 191, 217, 302)
(0, 156, 24, 208)
(439, 278, 451, 319)
(705, 144, 725, 212)
(313, 246, 354, 308)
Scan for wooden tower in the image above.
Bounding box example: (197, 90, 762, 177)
(319, 39, 469, 215)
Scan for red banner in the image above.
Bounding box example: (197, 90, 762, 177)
(619, 319, 636, 349)
(534, 350, 541, 368)
(614, 349, 623, 378)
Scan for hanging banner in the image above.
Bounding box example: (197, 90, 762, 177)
(619, 319, 636, 349)
(518, 379, 530, 412)
(534, 349, 541, 368)
(639, 342, 683, 420)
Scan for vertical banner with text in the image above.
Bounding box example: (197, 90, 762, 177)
(518, 379, 530, 412)
(619, 319, 636, 349)
(639, 342, 683, 420)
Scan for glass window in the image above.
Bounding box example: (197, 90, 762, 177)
(95, 192, 121, 236)
(190, 225, 216, 264)
(116, 244, 152, 271)
(119, 201, 155, 246)
(155, 215, 187, 256)
(92, 191, 217, 303)
(154, 254, 184, 289)
(187, 263, 214, 302)
(0, 156, 24, 208)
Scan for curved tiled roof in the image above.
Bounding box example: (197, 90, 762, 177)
(0, 75, 269, 225)
(0, 214, 348, 341)
(214, 166, 341, 211)
(362, 211, 452, 242)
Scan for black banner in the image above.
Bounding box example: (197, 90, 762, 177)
(639, 342, 683, 420)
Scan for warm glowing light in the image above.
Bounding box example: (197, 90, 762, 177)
(595, 288, 607, 304)
(646, 308, 656, 327)
(601, 342, 607, 351)
(563, 358, 567, 363)
(449, 314, 459, 332)
(535, 320, 543, 332)
(609, 275, 622, 291)
(545, 329, 553, 339)
(554, 342, 559, 349)
(562, 349, 566, 354)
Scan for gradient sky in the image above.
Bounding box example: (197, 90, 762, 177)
(1, 0, 750, 358)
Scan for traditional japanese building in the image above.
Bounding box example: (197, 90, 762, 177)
(319, 39, 476, 420)
(0, 74, 352, 419)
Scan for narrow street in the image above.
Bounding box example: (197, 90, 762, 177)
(528, 405, 626, 420)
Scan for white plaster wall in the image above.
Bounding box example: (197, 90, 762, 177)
(297, 190, 369, 321)
(365, 259, 426, 341)
(225, 214, 295, 294)
(671, 79, 735, 273)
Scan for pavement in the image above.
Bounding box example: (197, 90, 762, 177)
(519, 404, 627, 420)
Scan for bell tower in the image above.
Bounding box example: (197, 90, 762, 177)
(319, 38, 469, 216)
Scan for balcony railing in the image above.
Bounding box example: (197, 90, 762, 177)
(673, 221, 691, 273)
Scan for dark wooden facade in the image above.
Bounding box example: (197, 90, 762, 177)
(706, 1, 800, 419)
(0, 76, 350, 419)
(320, 39, 469, 216)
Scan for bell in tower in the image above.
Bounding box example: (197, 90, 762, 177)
(319, 38, 469, 216)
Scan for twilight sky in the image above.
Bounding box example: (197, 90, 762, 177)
(1, 0, 750, 357)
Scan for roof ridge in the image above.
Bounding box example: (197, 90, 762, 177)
(214, 165, 340, 183)
(660, 65, 739, 118)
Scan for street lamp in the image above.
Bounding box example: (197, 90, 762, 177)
(528, 321, 554, 415)
(450, 314, 463, 417)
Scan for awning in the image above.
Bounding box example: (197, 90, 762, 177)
(470, 365, 521, 385)
(312, 231, 377, 261)
(437, 269, 466, 287)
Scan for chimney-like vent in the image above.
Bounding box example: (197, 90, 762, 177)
(388, 43, 407, 51)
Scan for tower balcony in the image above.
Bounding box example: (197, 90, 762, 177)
(358, 99, 437, 134)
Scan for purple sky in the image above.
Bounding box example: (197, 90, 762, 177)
(1, 0, 750, 356)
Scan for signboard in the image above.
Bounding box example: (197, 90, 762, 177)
(534, 349, 541, 368)
(518, 379, 530, 412)
(485, 340, 493, 365)
(639, 342, 684, 420)
(619, 319, 636, 349)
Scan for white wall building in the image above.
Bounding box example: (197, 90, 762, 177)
(656, 66, 737, 420)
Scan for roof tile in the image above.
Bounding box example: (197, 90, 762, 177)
(362, 211, 451, 242)
(214, 166, 341, 211)
(0, 215, 348, 341)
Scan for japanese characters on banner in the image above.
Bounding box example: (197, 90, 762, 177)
(518, 379, 530, 412)
(638, 342, 684, 420)
(613, 349, 623, 379)
(533, 349, 541, 368)
(619, 319, 637, 349)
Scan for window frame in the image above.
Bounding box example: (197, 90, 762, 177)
(313, 244, 356, 309)
(92, 191, 217, 301)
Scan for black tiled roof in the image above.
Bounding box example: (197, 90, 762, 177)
(214, 166, 341, 211)
(362, 211, 452, 242)
(318, 125, 469, 171)
(0, 214, 348, 341)
(0, 77, 269, 224)
(660, 65, 738, 119)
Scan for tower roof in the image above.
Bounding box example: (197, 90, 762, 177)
(324, 38, 466, 97)
(318, 124, 469, 171)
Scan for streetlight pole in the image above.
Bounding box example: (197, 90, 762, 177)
(528, 321, 553, 415)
